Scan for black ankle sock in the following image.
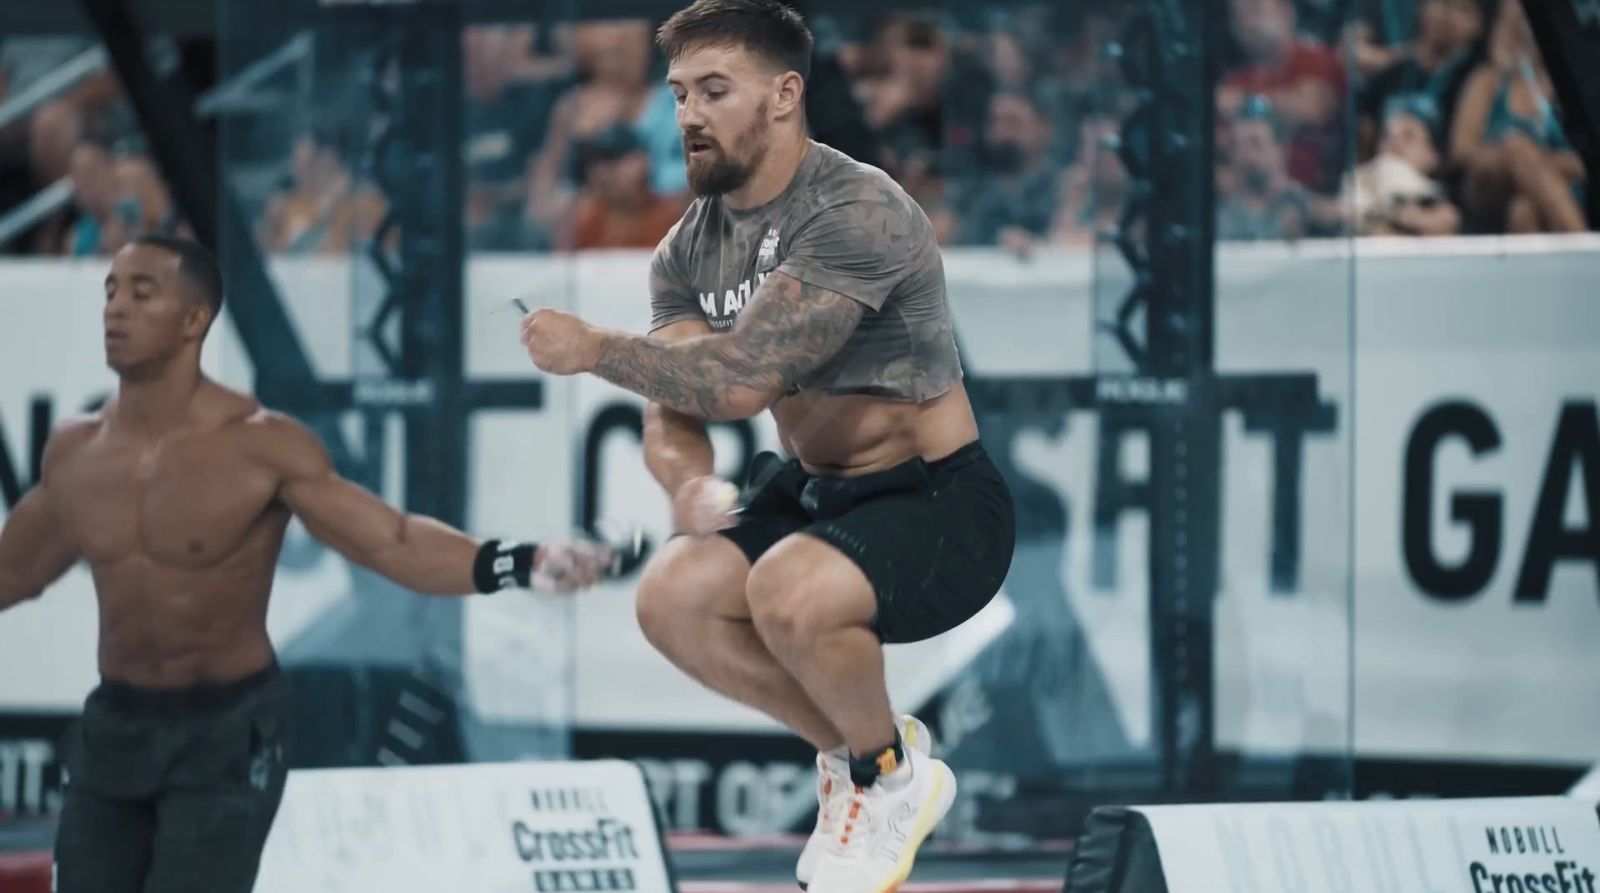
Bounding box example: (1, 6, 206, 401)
(848, 732, 905, 788)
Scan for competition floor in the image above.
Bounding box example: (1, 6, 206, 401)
(0, 821, 1070, 892)
(667, 833, 1070, 893)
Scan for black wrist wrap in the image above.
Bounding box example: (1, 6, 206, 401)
(473, 539, 536, 593)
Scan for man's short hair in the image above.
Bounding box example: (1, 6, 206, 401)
(132, 233, 224, 319)
(657, 0, 813, 81)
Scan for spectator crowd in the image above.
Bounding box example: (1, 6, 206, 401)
(0, 0, 1589, 258)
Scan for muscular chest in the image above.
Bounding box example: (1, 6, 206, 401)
(686, 218, 786, 331)
(55, 434, 279, 567)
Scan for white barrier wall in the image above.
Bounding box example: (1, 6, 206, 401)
(255, 760, 674, 893)
(0, 237, 1596, 771)
(1086, 796, 1600, 893)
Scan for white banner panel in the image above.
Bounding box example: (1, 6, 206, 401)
(255, 759, 673, 893)
(1, 236, 1597, 768)
(1136, 796, 1600, 893)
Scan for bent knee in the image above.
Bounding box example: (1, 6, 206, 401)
(745, 539, 800, 620)
(747, 536, 874, 642)
(748, 594, 838, 649)
(635, 536, 751, 640)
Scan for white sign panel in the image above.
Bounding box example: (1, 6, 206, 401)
(0, 236, 1597, 769)
(255, 759, 673, 893)
(1137, 796, 1600, 893)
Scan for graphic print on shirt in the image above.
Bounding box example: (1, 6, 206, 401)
(697, 227, 780, 330)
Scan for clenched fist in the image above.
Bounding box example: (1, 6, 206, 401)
(521, 308, 601, 376)
(532, 540, 615, 593)
(673, 475, 742, 536)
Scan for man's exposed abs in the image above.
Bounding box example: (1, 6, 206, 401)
(0, 235, 612, 893)
(521, 4, 1018, 892)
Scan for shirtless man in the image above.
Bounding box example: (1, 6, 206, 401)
(521, 3, 1016, 891)
(0, 234, 613, 892)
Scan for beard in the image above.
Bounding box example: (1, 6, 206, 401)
(686, 103, 771, 197)
(1239, 164, 1275, 194)
(985, 142, 1026, 175)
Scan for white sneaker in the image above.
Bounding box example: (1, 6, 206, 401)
(796, 715, 932, 889)
(806, 745, 957, 893)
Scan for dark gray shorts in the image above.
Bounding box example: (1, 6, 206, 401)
(720, 441, 1016, 643)
(54, 661, 293, 893)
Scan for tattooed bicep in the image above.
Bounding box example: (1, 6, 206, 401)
(588, 272, 865, 420)
(731, 272, 864, 376)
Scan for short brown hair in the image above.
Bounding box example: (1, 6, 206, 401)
(657, 0, 813, 81)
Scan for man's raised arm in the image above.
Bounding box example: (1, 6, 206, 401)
(258, 413, 610, 594)
(524, 271, 864, 421)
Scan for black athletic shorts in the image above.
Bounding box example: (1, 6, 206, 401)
(720, 440, 1016, 643)
(54, 661, 293, 893)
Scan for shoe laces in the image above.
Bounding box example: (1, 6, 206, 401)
(829, 786, 873, 858)
(816, 755, 851, 828)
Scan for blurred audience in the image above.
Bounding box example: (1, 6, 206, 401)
(1346, 26, 1401, 83)
(1343, 94, 1461, 235)
(62, 138, 116, 256)
(1, 2, 1593, 257)
(1217, 97, 1312, 241)
(106, 151, 181, 246)
(1356, 0, 1484, 161)
(1051, 113, 1128, 247)
(1219, 0, 1347, 192)
(564, 124, 687, 252)
(1450, 0, 1587, 233)
(1, 38, 122, 185)
(985, 28, 1032, 94)
(464, 24, 574, 250)
(1, 37, 130, 254)
(941, 90, 1058, 252)
(857, 14, 992, 197)
(525, 19, 684, 242)
(1046, 6, 1122, 111)
(57, 145, 192, 256)
(258, 127, 386, 255)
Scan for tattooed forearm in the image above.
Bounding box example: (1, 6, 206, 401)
(593, 273, 864, 419)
